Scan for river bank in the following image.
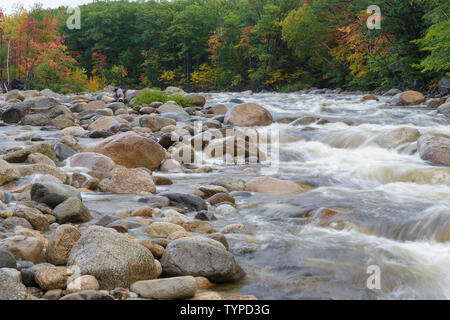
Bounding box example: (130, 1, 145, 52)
(0, 86, 449, 300)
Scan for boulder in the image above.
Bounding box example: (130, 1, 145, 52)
(147, 222, 185, 238)
(395, 91, 425, 106)
(417, 135, 450, 166)
(87, 116, 119, 131)
(361, 94, 379, 102)
(0, 159, 20, 185)
(139, 115, 176, 132)
(3, 142, 56, 163)
(66, 152, 116, 180)
(99, 167, 156, 194)
(383, 88, 401, 96)
(438, 102, 450, 117)
(206, 104, 228, 115)
(67, 226, 159, 290)
(0, 249, 17, 269)
(31, 182, 81, 208)
(91, 132, 165, 171)
(187, 94, 206, 107)
(131, 276, 197, 299)
(160, 236, 245, 282)
(1, 102, 31, 123)
(158, 192, 207, 212)
(158, 102, 188, 114)
(46, 224, 82, 265)
(245, 177, 312, 194)
(0, 268, 27, 300)
(13, 206, 50, 231)
(7, 234, 46, 263)
(53, 197, 92, 224)
(84, 100, 107, 110)
(224, 103, 272, 126)
(377, 127, 421, 149)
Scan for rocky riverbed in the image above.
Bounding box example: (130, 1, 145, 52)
(0, 86, 449, 300)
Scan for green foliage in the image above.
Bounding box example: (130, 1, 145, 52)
(132, 89, 193, 108)
(3, 0, 449, 93)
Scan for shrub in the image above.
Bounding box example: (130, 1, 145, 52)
(132, 89, 169, 106)
(132, 89, 193, 107)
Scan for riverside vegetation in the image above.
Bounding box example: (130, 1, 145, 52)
(0, 0, 449, 93)
(0, 85, 449, 300)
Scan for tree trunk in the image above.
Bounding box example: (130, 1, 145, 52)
(6, 40, 11, 89)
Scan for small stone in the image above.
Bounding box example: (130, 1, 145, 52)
(147, 222, 185, 238)
(220, 223, 246, 234)
(138, 239, 165, 259)
(46, 224, 81, 265)
(131, 276, 198, 299)
(183, 220, 216, 234)
(66, 275, 100, 293)
(167, 230, 193, 241)
(0, 249, 17, 269)
(42, 289, 62, 300)
(53, 197, 92, 224)
(195, 276, 214, 289)
(35, 266, 72, 290)
(131, 206, 154, 217)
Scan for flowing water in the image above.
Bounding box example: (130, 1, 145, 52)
(2, 91, 449, 299)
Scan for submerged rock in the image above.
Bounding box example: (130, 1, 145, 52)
(418, 135, 450, 167)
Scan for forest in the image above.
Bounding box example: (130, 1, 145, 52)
(0, 0, 449, 93)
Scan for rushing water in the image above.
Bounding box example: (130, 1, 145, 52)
(2, 91, 449, 299)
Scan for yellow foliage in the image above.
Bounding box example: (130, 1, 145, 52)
(190, 64, 214, 87)
(159, 70, 176, 85)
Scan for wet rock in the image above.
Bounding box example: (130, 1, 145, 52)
(89, 130, 111, 138)
(138, 239, 165, 259)
(42, 289, 63, 300)
(159, 192, 207, 212)
(31, 182, 81, 209)
(206, 104, 228, 115)
(198, 185, 229, 198)
(220, 223, 246, 234)
(245, 177, 312, 194)
(427, 98, 446, 108)
(139, 115, 176, 132)
(106, 102, 126, 113)
(84, 100, 106, 110)
(212, 177, 245, 192)
(195, 211, 217, 221)
(377, 127, 421, 149)
(438, 102, 450, 117)
(46, 224, 81, 265)
(0, 268, 27, 300)
(417, 135, 450, 166)
(105, 219, 128, 233)
(99, 167, 156, 194)
(5, 89, 25, 101)
(215, 204, 237, 216)
(224, 103, 272, 126)
(1, 102, 31, 123)
(361, 94, 379, 102)
(4, 142, 56, 163)
(160, 159, 183, 173)
(187, 94, 206, 107)
(195, 276, 214, 289)
(66, 275, 100, 293)
(21, 268, 37, 287)
(153, 176, 173, 186)
(54, 143, 77, 161)
(53, 197, 92, 224)
(95, 215, 120, 227)
(91, 131, 165, 171)
(17, 164, 68, 183)
(131, 206, 154, 217)
(161, 236, 245, 282)
(147, 221, 185, 238)
(395, 91, 425, 106)
(208, 193, 235, 205)
(131, 276, 197, 299)
(35, 266, 71, 290)
(67, 226, 159, 290)
(66, 152, 116, 180)
(158, 102, 188, 114)
(3, 217, 33, 231)
(60, 290, 114, 300)
(27, 153, 56, 166)
(189, 291, 224, 300)
(183, 220, 216, 234)
(0, 159, 20, 185)
(167, 230, 193, 241)
(13, 206, 50, 231)
(0, 249, 17, 269)
(7, 233, 46, 263)
(88, 116, 119, 131)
